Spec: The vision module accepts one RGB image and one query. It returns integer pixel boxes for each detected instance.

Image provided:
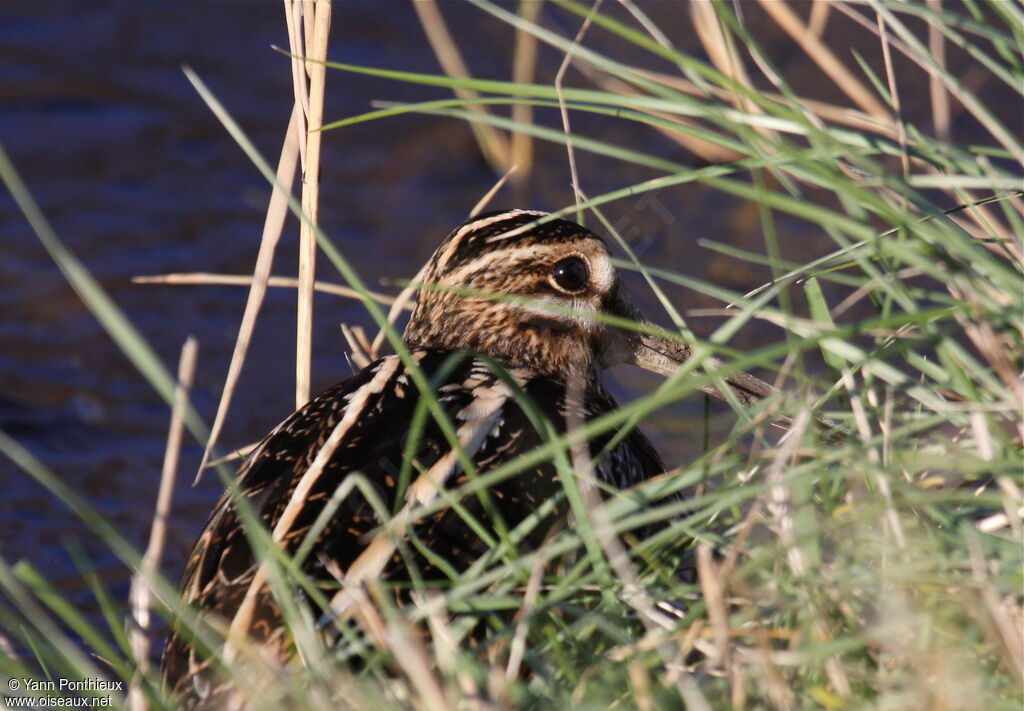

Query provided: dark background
[0,1,1003,634]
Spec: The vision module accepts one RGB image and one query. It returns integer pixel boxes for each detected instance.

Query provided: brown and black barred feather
[162,352,663,706]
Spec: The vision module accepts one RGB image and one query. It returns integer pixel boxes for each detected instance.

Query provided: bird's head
[404,209,694,380]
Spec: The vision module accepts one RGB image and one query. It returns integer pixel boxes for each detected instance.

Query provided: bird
[160,208,775,709]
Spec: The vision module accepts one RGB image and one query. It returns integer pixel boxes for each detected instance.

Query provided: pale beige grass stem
[504,540,546,683]
[365,162,521,359]
[841,370,908,552]
[875,12,910,182]
[413,0,511,174]
[626,659,656,711]
[757,0,889,121]
[578,65,746,163]
[555,0,603,222]
[368,588,452,711]
[510,0,542,193]
[696,544,741,708]
[995,475,1023,543]
[194,104,301,482]
[470,162,518,218]
[302,0,316,71]
[222,365,369,663]
[295,0,331,409]
[565,373,712,711]
[415,592,484,705]
[764,407,852,698]
[364,263,424,363]
[845,3,1012,244]
[203,442,258,470]
[285,2,309,169]
[127,337,198,711]
[340,323,375,368]
[968,536,1024,684]
[924,0,951,142]
[691,0,774,141]
[636,66,901,141]
[808,0,831,39]
[132,272,401,308]
[833,1,1023,166]
[618,0,675,53]
[830,266,923,318]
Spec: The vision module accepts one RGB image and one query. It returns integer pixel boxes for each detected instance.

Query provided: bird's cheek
[519,312,575,335]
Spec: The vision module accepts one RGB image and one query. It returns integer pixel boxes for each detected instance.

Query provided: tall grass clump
[2,2,1022,710]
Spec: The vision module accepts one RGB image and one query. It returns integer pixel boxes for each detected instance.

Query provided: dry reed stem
[355,587,450,711]
[294,0,332,409]
[977,511,1024,535]
[413,0,511,173]
[510,0,541,191]
[702,500,785,709]
[203,441,258,470]
[555,0,603,222]
[995,476,1023,543]
[747,629,795,711]
[368,261,427,359]
[949,292,1024,410]
[618,0,702,98]
[127,337,198,711]
[195,104,301,482]
[696,544,741,707]
[808,0,831,38]
[690,0,771,137]
[577,64,746,163]
[764,407,852,698]
[830,266,923,318]
[340,323,375,367]
[757,0,889,121]
[471,162,518,218]
[414,592,483,704]
[952,186,1016,252]
[366,163,520,358]
[924,0,950,141]
[636,66,901,140]
[132,272,401,308]
[618,0,673,53]
[875,12,910,182]
[302,0,316,71]
[383,618,452,711]
[833,1,1023,167]
[285,1,309,169]
[504,540,546,683]
[564,372,712,711]
[968,536,1024,684]
[841,369,908,551]
[626,659,655,711]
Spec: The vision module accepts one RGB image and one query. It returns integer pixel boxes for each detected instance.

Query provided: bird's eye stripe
[437,244,588,286]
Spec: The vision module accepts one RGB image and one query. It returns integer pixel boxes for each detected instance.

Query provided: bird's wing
[161,350,523,698]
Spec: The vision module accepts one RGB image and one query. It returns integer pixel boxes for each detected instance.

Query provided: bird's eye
[550,256,590,293]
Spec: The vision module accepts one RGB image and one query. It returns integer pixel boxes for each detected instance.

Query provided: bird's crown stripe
[434,209,548,273]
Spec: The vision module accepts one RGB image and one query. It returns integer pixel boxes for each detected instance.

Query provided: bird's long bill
[628,327,776,407]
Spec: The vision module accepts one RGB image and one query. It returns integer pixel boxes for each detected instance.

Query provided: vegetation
[1,2,1021,710]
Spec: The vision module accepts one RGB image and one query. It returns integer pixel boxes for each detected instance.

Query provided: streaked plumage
[161,209,773,708]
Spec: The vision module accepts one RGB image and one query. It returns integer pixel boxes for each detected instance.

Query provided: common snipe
[161,209,774,708]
